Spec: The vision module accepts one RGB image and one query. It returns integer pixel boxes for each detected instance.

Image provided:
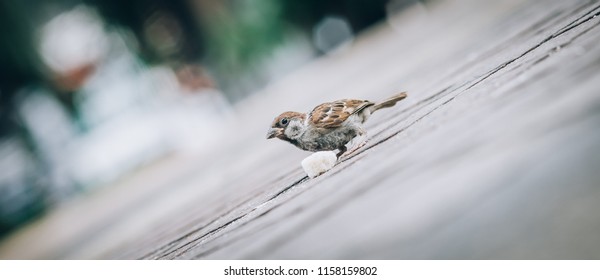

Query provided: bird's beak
[266,127,281,139]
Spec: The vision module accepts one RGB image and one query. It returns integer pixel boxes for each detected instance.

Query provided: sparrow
[266,92,407,158]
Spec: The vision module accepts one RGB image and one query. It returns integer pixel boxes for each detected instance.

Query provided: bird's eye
[279,118,289,126]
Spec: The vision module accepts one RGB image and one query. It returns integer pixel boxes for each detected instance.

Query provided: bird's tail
[371,92,407,112]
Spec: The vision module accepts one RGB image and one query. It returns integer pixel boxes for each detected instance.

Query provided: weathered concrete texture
[1,0,600,259]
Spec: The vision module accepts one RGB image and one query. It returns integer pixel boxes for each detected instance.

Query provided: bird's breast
[297,126,358,152]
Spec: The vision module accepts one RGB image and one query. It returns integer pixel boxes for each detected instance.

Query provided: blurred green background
[0,0,419,238]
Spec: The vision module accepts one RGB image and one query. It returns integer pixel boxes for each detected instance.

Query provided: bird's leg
[346,128,368,154]
[336,146,347,159]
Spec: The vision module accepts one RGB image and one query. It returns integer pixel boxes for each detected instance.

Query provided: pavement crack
[466,3,600,91]
[267,176,309,201]
[164,213,248,259]
[153,175,309,259]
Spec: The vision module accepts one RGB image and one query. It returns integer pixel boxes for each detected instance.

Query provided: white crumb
[301,151,337,178]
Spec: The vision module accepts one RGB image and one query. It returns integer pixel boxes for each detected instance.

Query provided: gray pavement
[1,0,599,259]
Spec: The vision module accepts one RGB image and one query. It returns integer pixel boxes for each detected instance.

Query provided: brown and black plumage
[267,92,407,158]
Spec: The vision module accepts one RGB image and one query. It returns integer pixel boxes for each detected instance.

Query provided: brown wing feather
[309,99,373,128]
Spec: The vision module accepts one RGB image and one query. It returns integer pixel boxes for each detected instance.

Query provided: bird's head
[266,111,306,141]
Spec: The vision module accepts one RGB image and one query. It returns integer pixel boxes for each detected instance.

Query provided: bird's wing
[308,99,373,128]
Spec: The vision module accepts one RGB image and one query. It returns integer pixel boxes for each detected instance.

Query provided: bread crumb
[301,151,337,178]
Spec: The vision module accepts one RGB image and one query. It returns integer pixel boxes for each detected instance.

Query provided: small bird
[266,92,407,158]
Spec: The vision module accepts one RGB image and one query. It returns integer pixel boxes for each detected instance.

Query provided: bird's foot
[347,139,367,154]
[335,146,347,159]
[348,132,368,152]
[339,133,368,159]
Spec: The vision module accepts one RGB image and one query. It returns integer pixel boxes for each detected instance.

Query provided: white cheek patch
[286,122,303,139]
[301,151,337,178]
